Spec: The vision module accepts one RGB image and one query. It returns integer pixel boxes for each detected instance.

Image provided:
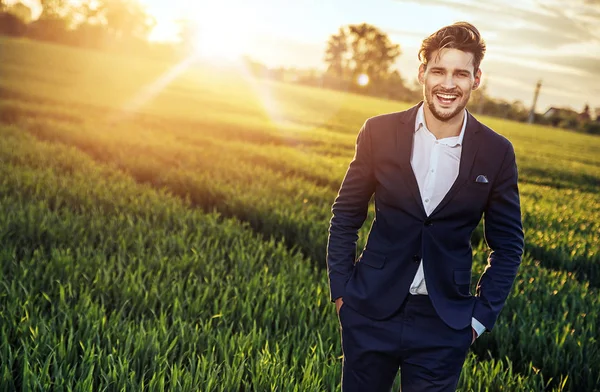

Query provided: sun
[193,25,249,61]
[189,3,254,61]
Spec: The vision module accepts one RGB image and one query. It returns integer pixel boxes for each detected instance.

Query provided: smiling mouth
[435,92,459,105]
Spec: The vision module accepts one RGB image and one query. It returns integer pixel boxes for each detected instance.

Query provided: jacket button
[412,255,420,262]
[424,219,433,226]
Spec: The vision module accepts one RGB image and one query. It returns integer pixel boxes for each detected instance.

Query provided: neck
[422,105,465,139]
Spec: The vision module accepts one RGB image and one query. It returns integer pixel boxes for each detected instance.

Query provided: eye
[457,72,470,78]
[432,69,443,75]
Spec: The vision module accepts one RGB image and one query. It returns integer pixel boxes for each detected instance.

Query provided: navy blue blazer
[326,102,524,331]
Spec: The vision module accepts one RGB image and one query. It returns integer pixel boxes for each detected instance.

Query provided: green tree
[348,23,401,85]
[39,0,74,20]
[379,69,420,102]
[324,27,349,79]
[96,0,155,42]
[74,0,105,25]
[0,12,27,37]
[581,103,591,121]
[27,0,79,42]
[324,23,401,90]
[27,0,69,42]
[26,0,154,51]
[7,2,32,23]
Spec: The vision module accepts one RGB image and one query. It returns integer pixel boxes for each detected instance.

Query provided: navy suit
[327,103,524,390]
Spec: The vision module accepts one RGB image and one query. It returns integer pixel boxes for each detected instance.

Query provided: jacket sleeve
[473,142,524,331]
[326,119,377,302]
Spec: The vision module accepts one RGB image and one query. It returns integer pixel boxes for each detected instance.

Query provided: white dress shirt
[408,105,486,338]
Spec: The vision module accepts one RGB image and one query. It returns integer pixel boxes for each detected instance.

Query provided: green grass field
[1,37,599,391]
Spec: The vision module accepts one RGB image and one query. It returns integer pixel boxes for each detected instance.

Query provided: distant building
[542,107,580,126]
[543,107,579,119]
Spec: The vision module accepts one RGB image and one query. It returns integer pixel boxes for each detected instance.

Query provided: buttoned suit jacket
[326,102,524,331]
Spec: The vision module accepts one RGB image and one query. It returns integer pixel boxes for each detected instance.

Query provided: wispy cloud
[398,0,600,109]
[403,0,600,47]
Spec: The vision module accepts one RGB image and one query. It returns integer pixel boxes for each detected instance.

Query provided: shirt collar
[415,104,467,146]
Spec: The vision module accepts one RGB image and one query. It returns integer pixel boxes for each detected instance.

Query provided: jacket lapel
[430,110,482,216]
[396,102,427,217]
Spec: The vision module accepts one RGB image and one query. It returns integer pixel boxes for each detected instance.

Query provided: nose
[441,74,456,89]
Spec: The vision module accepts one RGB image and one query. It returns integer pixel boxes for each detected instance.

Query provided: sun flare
[193,27,249,61]
[357,74,370,86]
[189,3,254,61]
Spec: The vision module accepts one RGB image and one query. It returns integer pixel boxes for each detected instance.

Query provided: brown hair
[418,22,486,72]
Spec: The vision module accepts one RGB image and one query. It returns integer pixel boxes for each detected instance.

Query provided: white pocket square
[475,175,489,184]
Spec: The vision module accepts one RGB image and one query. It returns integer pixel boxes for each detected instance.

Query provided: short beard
[425,89,467,122]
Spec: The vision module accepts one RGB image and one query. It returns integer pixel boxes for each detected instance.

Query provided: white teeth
[437,93,457,99]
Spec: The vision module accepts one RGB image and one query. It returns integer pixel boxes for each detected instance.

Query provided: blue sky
[16,0,600,113]
[142,0,600,113]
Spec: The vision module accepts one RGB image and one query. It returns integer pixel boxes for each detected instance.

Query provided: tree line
[0,0,159,53]
[313,22,598,134]
[1,2,597,134]
[316,23,536,123]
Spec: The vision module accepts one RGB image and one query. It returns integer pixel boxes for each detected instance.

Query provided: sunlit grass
[1,36,599,391]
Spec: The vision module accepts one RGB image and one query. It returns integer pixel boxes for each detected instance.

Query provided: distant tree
[375,69,419,102]
[241,56,271,78]
[581,103,591,121]
[509,100,529,122]
[468,82,487,114]
[28,0,154,50]
[581,121,600,135]
[464,84,529,121]
[73,22,108,48]
[324,27,349,80]
[39,0,74,20]
[74,0,105,25]
[8,2,32,23]
[408,77,422,96]
[576,104,600,135]
[324,23,401,91]
[348,23,401,86]
[0,1,32,37]
[96,0,155,42]
[0,12,27,36]
[559,113,580,129]
[27,0,75,42]
[68,1,108,48]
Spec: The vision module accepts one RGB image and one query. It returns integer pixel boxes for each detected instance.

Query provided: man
[326,22,524,391]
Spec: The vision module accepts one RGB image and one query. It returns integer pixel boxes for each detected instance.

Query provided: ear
[472,68,482,90]
[418,63,426,85]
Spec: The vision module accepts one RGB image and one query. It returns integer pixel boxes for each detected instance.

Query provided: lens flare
[357,74,369,86]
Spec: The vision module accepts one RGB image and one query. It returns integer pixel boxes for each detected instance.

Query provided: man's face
[419,48,481,122]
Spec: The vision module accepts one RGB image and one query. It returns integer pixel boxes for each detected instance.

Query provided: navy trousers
[339,295,472,392]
